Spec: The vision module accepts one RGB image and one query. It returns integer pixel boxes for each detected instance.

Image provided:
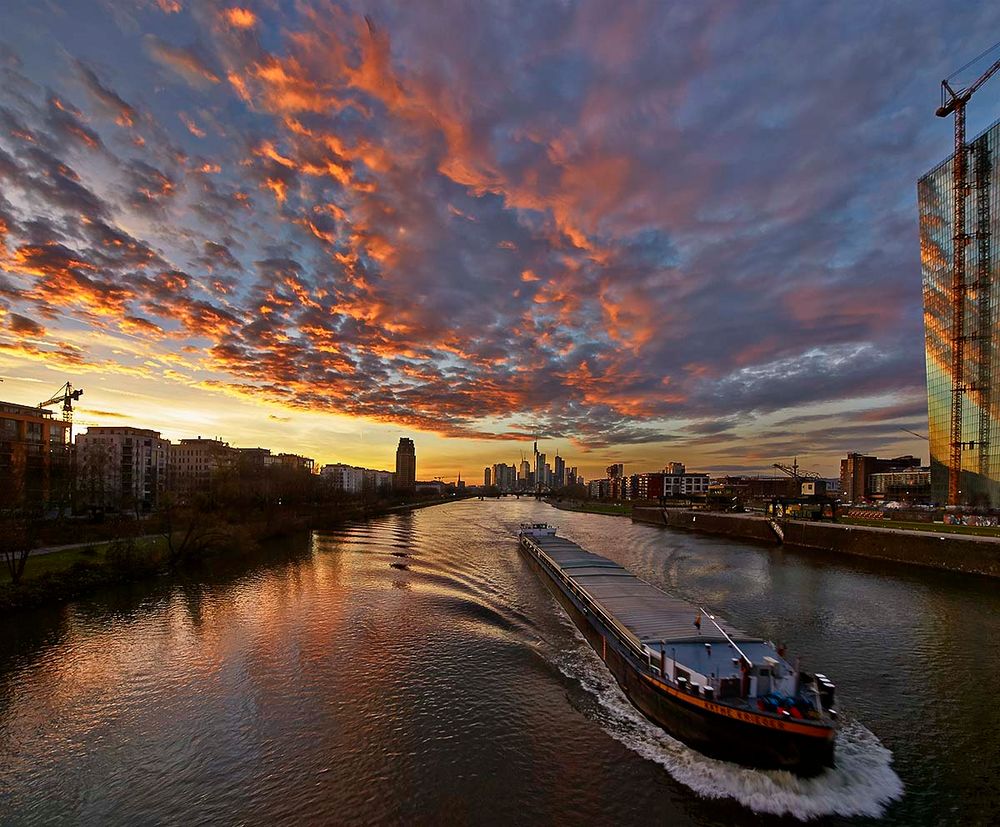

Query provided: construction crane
[772,459,822,480]
[39,382,83,439]
[935,44,1000,506]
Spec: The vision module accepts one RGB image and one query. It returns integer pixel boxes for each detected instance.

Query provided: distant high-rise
[395,438,416,491]
[839,453,920,504]
[493,463,515,491]
[554,454,565,488]
[484,466,492,487]
[919,118,1000,505]
[535,452,546,488]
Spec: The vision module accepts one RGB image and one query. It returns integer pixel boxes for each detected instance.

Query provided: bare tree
[158,493,229,568]
[0,512,36,585]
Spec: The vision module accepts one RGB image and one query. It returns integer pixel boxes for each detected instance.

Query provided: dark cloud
[143,35,221,88]
[44,93,103,150]
[197,240,243,272]
[7,312,45,336]
[74,60,139,127]
[1,146,110,219]
[120,158,178,213]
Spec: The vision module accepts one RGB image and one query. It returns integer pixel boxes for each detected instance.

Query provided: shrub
[106,537,159,575]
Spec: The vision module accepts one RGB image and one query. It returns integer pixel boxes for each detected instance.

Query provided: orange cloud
[180,112,206,137]
[263,177,288,203]
[243,56,345,114]
[224,7,257,29]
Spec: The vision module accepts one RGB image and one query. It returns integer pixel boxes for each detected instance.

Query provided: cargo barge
[518,524,837,774]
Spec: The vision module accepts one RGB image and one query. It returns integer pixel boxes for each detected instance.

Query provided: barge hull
[520,539,835,774]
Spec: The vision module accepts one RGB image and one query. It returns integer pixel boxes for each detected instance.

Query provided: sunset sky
[2,1,999,481]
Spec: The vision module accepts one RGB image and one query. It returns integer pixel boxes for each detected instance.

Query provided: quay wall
[631,508,1000,578]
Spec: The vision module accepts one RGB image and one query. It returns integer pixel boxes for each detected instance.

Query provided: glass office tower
[919,119,1000,506]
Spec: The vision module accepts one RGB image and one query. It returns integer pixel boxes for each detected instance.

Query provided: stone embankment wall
[631,507,1000,578]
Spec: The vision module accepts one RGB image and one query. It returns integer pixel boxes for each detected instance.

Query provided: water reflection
[0,500,995,824]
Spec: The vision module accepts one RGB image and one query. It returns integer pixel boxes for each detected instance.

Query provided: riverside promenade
[632,507,1000,578]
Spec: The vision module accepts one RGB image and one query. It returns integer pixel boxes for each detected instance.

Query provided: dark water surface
[1,500,997,825]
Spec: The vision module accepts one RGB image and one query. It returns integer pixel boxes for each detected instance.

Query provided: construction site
[920,45,1000,507]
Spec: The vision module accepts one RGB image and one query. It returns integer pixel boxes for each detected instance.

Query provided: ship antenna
[699,606,752,668]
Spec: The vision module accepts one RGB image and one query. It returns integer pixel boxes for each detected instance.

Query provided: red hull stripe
[640,675,835,740]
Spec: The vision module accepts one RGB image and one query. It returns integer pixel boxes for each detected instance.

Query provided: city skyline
[1,3,999,481]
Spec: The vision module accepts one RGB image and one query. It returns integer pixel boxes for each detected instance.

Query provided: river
[1,499,997,825]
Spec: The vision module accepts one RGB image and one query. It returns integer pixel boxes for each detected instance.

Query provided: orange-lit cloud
[224,7,257,29]
[180,112,207,137]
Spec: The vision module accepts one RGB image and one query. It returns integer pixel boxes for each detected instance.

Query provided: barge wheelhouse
[518,524,837,775]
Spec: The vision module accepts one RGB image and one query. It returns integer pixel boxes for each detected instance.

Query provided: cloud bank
[1,0,995,456]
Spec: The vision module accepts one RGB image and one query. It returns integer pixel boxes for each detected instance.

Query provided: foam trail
[553,617,904,821]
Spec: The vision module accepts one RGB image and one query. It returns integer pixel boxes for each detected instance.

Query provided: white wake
[553,619,904,820]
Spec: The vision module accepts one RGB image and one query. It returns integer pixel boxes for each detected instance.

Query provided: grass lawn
[837,517,1000,538]
[1,536,169,584]
[556,502,632,516]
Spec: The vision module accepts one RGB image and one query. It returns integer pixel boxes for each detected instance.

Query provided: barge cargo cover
[518,524,837,774]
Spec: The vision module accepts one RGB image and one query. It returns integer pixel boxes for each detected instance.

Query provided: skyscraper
[493,463,516,491]
[395,437,416,491]
[554,454,565,488]
[919,118,1000,506]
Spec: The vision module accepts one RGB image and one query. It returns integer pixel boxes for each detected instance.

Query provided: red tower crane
[935,46,1000,505]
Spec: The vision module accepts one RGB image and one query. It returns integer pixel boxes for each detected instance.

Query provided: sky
[1,0,999,481]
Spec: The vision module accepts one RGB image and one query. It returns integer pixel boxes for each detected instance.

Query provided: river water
[1,499,997,825]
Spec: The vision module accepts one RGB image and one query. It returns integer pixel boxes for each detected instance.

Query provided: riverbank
[547,499,632,517]
[0,496,463,613]
[632,507,1000,577]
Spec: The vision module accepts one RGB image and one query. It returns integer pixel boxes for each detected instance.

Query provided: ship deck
[525,533,762,653]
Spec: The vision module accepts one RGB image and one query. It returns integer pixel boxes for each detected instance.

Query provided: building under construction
[920,117,1000,506]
